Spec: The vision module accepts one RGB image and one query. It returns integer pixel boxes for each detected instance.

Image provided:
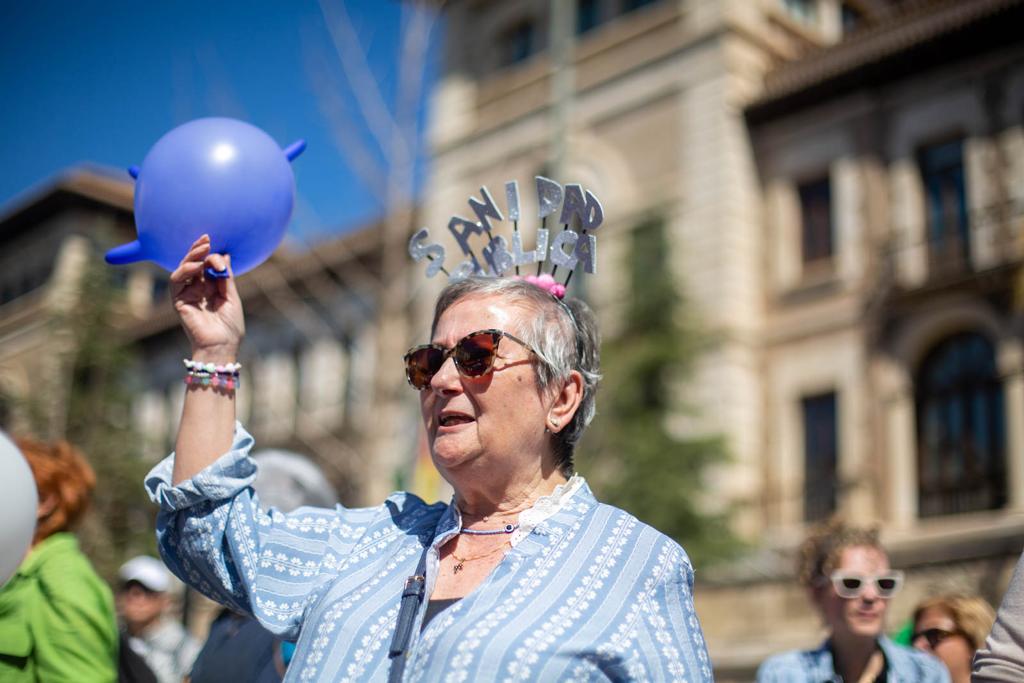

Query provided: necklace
[460,523,518,536]
[450,542,509,574]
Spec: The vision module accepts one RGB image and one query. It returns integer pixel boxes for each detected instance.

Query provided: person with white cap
[117,555,200,683]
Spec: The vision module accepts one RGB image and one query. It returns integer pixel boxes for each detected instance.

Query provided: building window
[803,392,838,522]
[919,139,969,273]
[916,332,1006,517]
[0,259,54,306]
[500,20,536,67]
[578,0,601,34]
[798,176,833,268]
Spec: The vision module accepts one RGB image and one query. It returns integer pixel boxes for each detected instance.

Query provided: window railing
[919,478,1007,517]
[926,232,971,277]
[915,333,1006,518]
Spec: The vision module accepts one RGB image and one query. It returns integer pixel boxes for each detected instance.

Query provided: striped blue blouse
[146,424,713,682]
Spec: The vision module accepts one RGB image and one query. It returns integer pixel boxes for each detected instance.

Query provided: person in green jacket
[0,437,118,682]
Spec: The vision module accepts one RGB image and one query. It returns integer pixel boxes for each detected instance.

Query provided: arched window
[915,332,1006,516]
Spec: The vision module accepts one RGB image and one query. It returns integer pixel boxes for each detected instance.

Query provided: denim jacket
[756,636,950,683]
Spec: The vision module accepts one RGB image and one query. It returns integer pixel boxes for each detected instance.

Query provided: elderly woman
[911,594,995,683]
[146,235,712,681]
[756,519,949,683]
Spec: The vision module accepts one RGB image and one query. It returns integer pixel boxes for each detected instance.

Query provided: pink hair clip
[515,273,566,300]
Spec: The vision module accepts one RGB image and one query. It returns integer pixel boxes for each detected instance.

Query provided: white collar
[511,474,584,546]
[451,474,586,547]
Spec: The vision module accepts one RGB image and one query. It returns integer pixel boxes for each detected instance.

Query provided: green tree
[581,215,739,567]
[13,256,157,581]
[63,259,157,580]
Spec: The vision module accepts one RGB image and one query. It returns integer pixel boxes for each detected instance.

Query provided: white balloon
[0,431,38,587]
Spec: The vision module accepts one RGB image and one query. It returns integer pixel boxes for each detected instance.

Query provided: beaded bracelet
[183,359,242,390]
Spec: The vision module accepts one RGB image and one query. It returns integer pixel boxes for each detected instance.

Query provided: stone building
[725,0,1024,676]
[0,167,136,437]
[424,0,1024,677]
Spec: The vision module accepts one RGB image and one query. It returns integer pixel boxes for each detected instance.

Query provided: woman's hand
[170,235,245,361]
[170,235,244,484]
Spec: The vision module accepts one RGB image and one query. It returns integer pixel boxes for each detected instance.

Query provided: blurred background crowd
[1,0,1023,680]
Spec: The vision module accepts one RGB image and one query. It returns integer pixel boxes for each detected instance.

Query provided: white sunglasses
[829,570,904,599]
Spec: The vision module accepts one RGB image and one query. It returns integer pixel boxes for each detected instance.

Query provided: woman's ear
[36,492,58,523]
[547,370,584,432]
[33,492,59,545]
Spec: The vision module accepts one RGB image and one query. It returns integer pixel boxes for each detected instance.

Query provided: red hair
[15,437,96,543]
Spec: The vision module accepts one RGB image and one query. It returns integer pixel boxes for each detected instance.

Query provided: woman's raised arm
[169,234,246,484]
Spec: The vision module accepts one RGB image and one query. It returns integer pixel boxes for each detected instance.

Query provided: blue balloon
[105,117,305,276]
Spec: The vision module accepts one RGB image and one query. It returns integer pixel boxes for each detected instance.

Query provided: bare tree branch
[394,2,436,171]
[268,1,445,501]
[252,262,337,341]
[301,25,390,204]
[318,0,407,161]
[291,191,384,292]
[196,43,248,119]
[363,0,442,503]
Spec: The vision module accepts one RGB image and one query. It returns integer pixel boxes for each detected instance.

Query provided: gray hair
[431,277,601,475]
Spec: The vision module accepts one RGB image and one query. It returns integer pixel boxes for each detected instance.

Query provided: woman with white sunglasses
[757,519,949,682]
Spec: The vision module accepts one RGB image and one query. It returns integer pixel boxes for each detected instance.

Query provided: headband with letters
[409,177,604,298]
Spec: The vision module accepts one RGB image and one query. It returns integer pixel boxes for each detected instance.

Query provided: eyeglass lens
[406,347,444,389]
[833,573,900,598]
[914,628,955,648]
[405,331,500,389]
[454,333,498,376]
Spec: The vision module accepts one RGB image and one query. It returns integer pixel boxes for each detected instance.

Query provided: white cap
[118,555,170,593]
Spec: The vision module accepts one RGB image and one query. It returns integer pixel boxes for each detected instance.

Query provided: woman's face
[817,545,891,641]
[913,606,974,681]
[420,295,553,479]
[117,582,171,633]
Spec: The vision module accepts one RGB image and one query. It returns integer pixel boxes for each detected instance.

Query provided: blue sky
[0,0,440,242]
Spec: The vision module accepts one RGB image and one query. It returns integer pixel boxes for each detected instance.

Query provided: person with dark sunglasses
[757,518,949,682]
[910,594,994,683]
[144,237,713,682]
